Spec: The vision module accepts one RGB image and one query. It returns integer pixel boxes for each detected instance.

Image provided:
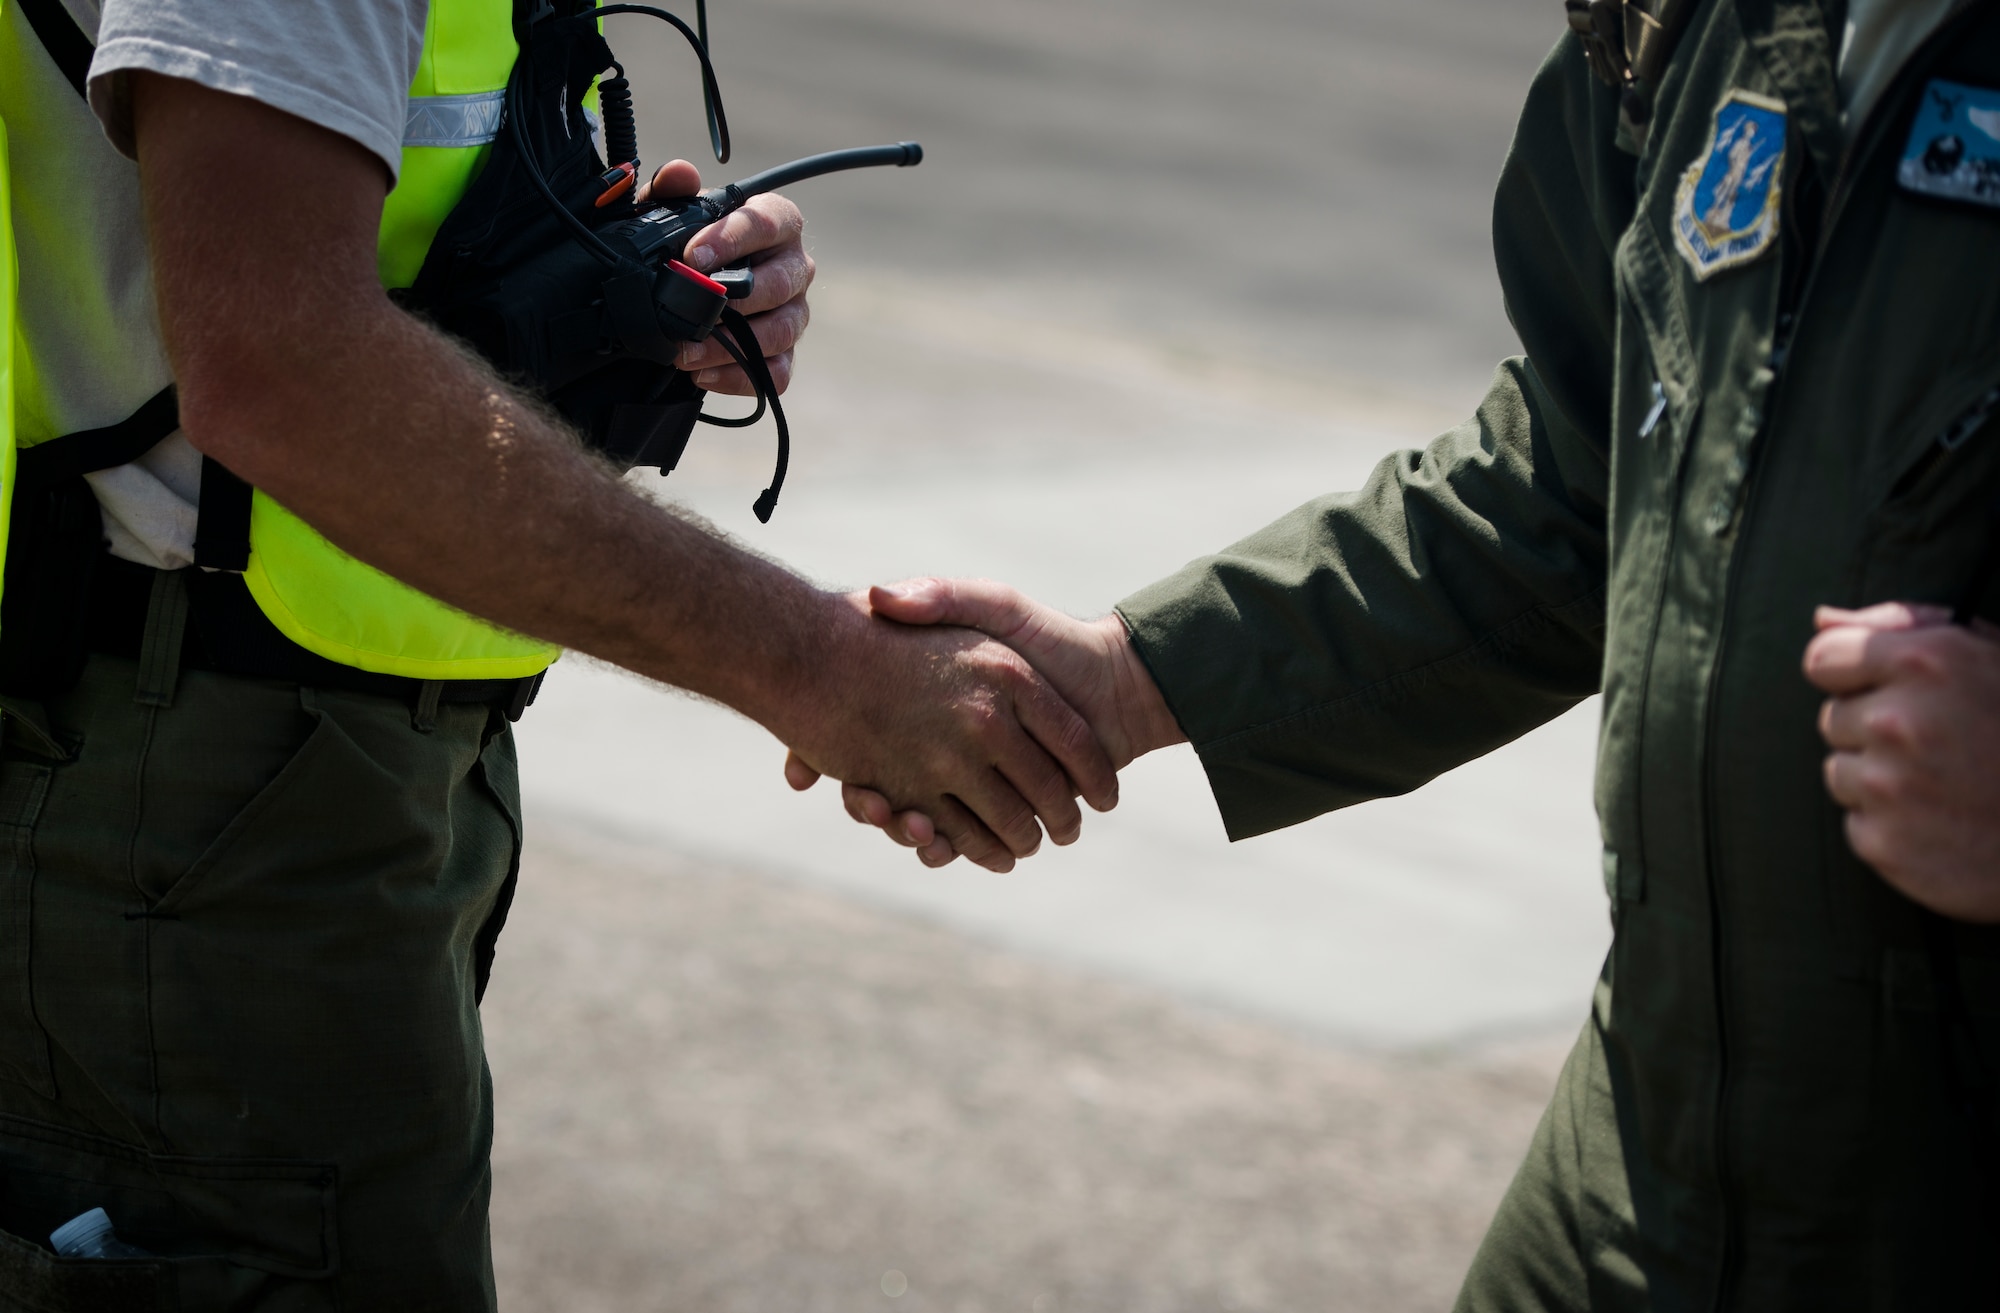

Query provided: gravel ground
[485,821,1572,1313]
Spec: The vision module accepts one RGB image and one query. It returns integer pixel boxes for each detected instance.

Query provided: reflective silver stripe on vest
[403,91,507,148]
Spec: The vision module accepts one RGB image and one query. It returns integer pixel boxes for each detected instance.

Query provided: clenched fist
[1803,602,2000,922]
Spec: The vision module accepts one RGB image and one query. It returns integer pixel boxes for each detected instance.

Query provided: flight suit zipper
[1697,6,1987,1309]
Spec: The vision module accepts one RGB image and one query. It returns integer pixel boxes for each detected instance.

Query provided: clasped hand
[632,168,1162,871]
[785,580,1185,871]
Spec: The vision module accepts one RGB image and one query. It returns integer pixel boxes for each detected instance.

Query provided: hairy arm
[136,74,1115,868]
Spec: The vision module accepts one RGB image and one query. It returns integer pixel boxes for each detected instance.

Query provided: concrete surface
[620,0,1559,411]
[513,275,1613,1051]
[491,1,1612,1305]
[487,821,1571,1313]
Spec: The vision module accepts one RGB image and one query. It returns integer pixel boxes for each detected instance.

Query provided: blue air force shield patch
[1898,79,2000,209]
[1673,90,1788,280]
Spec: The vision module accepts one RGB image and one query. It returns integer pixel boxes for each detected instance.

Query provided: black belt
[88,554,543,719]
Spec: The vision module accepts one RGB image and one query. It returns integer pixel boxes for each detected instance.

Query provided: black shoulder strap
[14,0,93,99]
[192,457,252,572]
[14,386,179,490]
[9,386,250,573]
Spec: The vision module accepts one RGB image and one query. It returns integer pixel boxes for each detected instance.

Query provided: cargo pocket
[1856,374,2000,610]
[0,1226,172,1313]
[0,1111,337,1312]
[134,699,339,917]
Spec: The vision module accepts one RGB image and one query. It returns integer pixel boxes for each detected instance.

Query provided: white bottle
[50,1208,153,1260]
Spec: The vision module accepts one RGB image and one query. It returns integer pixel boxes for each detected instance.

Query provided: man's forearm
[138,72,828,738]
[195,298,828,727]
[135,72,1119,869]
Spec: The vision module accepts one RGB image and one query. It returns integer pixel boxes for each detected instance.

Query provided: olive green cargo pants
[0,649,522,1311]
[1453,979,1627,1313]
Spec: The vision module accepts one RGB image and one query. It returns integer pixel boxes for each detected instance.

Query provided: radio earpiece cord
[407,0,921,521]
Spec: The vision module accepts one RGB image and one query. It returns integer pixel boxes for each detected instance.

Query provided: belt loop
[505,672,541,723]
[411,680,444,734]
[134,569,190,709]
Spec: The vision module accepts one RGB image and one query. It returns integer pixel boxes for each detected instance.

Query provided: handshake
[776,577,1189,872]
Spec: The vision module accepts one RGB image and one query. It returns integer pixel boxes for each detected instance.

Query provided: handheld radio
[403,1,923,520]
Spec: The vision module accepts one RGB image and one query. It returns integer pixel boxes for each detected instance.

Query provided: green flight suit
[1118,1,2000,1306]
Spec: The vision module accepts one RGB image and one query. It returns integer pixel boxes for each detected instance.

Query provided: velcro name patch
[1899,79,2000,209]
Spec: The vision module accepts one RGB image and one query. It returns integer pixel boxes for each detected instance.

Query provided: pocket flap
[0,1114,336,1281]
[0,1224,171,1312]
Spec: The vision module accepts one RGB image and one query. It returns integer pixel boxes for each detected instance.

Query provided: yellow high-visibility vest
[1,110,18,590]
[0,0,560,682]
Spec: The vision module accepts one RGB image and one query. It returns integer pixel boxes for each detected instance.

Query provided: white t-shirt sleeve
[86,0,430,181]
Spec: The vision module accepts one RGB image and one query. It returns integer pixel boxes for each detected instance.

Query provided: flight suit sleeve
[1116,36,1636,841]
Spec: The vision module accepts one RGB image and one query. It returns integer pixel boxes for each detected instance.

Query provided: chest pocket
[1591,40,1791,863]
[1859,381,2000,618]
[1611,58,1789,520]
[1843,48,2000,614]
[1836,120,2000,611]
[1607,0,1804,565]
